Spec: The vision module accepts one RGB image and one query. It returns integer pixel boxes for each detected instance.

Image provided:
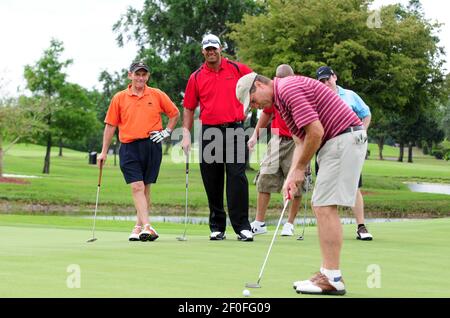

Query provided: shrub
[444,149,450,161]
[432,148,444,159]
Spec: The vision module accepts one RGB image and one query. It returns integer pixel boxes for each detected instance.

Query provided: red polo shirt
[263,106,292,137]
[183,57,252,125]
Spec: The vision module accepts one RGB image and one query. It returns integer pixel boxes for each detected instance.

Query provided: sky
[0,0,449,97]
[0,0,142,97]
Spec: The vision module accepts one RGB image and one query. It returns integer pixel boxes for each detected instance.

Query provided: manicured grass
[1,143,449,216]
[1,214,449,297]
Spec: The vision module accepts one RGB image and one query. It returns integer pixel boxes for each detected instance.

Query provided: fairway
[1,215,449,298]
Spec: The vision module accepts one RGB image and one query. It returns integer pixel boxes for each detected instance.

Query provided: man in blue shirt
[316,66,373,241]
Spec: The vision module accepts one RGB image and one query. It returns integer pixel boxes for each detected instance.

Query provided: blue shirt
[337,86,371,120]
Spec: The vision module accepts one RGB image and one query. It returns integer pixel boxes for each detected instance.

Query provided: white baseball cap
[201,34,221,49]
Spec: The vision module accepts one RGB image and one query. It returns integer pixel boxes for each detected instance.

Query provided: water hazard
[405,182,450,195]
[87,215,424,226]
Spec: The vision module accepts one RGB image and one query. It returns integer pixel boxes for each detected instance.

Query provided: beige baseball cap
[236,72,257,112]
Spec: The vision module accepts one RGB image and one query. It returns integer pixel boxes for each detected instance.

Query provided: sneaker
[280,222,294,236]
[356,225,373,241]
[128,225,141,241]
[139,224,159,242]
[210,231,226,240]
[294,272,346,296]
[237,229,254,242]
[251,221,267,235]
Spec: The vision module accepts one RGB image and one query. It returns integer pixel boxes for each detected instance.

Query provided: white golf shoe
[294,272,346,296]
[250,221,267,235]
[280,222,294,236]
[128,225,141,241]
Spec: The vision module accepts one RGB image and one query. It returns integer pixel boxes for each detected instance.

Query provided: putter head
[245,283,261,288]
[176,237,187,241]
[297,236,304,241]
[86,238,97,243]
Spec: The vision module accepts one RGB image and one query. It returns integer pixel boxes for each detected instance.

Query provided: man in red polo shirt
[236,73,368,295]
[182,34,254,241]
[98,61,179,242]
[248,64,310,237]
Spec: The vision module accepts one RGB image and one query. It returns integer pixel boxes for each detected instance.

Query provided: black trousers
[199,124,250,234]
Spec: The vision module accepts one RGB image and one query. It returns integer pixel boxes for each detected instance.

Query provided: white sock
[321,268,342,281]
[253,220,265,226]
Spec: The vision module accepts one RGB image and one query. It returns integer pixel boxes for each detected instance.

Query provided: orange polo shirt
[105,85,179,143]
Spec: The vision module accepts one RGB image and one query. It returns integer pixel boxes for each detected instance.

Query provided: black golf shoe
[356,225,373,241]
[139,225,159,242]
[209,231,226,240]
[237,230,254,242]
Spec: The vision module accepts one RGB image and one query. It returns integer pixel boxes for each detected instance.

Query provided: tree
[0,97,46,176]
[54,83,100,156]
[230,0,447,161]
[369,112,390,160]
[24,39,72,174]
[113,0,264,108]
[442,74,450,140]
[97,70,129,165]
[442,102,450,140]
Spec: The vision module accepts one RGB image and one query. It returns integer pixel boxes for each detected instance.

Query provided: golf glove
[150,128,171,143]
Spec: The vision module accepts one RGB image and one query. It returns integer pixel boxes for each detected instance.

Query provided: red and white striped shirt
[273,76,362,142]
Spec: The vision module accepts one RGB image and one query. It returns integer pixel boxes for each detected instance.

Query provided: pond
[405,182,450,195]
[87,215,425,226]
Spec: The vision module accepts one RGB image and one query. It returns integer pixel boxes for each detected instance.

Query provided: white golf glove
[150,128,171,143]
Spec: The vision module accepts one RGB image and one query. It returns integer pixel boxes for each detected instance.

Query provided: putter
[87,160,103,243]
[177,153,189,241]
[245,197,291,288]
[297,174,311,241]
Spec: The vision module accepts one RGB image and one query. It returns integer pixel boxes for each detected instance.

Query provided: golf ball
[243,289,251,297]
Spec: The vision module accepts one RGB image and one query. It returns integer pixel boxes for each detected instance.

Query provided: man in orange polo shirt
[98,61,179,242]
[182,34,254,241]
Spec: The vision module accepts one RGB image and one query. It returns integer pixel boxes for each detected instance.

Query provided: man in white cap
[236,72,368,295]
[182,34,254,241]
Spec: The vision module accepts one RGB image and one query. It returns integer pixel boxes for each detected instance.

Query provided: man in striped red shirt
[236,73,368,296]
[248,64,310,237]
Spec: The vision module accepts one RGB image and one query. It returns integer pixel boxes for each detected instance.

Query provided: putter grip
[98,160,104,186]
[186,155,189,174]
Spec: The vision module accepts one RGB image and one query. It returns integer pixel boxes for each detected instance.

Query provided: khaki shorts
[311,130,368,207]
[256,135,310,197]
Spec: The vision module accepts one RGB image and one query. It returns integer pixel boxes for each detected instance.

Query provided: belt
[204,121,244,128]
[336,125,364,137]
[278,135,292,141]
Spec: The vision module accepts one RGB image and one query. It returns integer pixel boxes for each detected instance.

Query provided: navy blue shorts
[119,138,162,185]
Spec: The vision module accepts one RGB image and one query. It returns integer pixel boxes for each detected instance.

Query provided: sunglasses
[202,39,220,45]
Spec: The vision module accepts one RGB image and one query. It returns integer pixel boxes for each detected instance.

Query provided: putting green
[0,215,449,298]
